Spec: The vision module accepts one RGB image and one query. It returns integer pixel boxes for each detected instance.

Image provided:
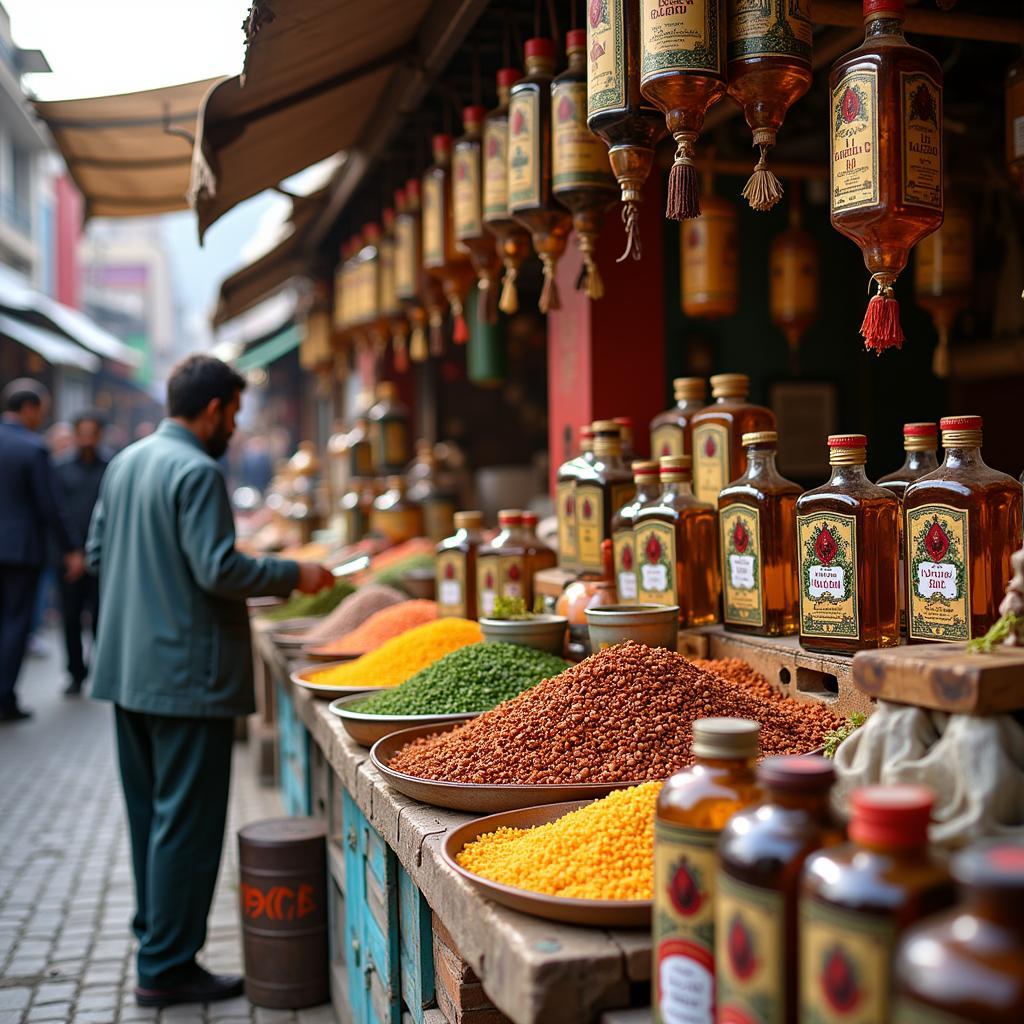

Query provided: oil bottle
[574,420,635,576]
[610,460,659,603]
[650,377,707,461]
[436,511,484,619]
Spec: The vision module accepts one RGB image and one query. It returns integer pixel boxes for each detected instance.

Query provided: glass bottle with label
[476,510,528,618]
[653,718,761,1024]
[613,416,636,464]
[555,424,595,572]
[800,785,955,1024]
[393,184,426,362]
[508,37,573,314]
[894,839,1024,1024]
[690,373,775,507]
[610,460,659,603]
[903,415,1023,645]
[633,455,720,626]
[717,756,843,1024]
[368,381,411,474]
[718,431,801,637]
[650,377,707,461]
[574,420,635,577]
[436,511,484,619]
[796,434,899,654]
[338,477,379,547]
[407,445,457,543]
[521,511,558,592]
[370,475,424,546]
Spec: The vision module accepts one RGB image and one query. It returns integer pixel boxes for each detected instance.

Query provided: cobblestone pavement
[0,629,336,1024]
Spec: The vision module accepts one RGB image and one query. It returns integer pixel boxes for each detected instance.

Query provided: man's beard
[205,415,233,459]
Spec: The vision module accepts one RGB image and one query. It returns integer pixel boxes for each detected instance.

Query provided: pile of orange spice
[308,599,437,657]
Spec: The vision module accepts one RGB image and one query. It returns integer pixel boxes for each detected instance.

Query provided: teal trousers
[114,706,234,987]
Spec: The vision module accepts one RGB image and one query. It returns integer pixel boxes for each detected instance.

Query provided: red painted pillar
[55,175,83,309]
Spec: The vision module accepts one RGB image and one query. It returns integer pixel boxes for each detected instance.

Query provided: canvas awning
[234,323,302,373]
[0,312,100,373]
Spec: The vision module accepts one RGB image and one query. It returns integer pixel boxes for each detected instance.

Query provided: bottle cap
[522,510,539,527]
[828,433,868,465]
[377,381,397,400]
[363,222,381,242]
[382,207,395,228]
[498,509,523,525]
[524,37,556,60]
[613,416,633,431]
[393,187,406,211]
[759,755,835,793]
[580,424,595,439]
[692,718,760,761]
[710,373,750,399]
[903,422,937,451]
[454,510,483,529]
[405,177,421,199]
[952,840,1024,892]
[432,133,453,156]
[940,415,983,447]
[742,430,778,447]
[864,0,906,19]
[849,785,933,848]
[591,419,620,434]
[462,105,486,129]
[674,377,707,400]
[903,422,937,437]
[632,460,659,478]
[660,455,692,471]
[496,68,521,88]
[566,28,587,51]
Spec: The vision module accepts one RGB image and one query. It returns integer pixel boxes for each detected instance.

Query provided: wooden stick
[811,0,1024,44]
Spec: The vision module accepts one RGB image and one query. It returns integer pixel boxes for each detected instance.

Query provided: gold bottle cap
[692,718,760,760]
[377,380,397,401]
[903,422,938,452]
[522,511,539,527]
[591,419,620,434]
[593,435,623,458]
[613,416,633,442]
[828,434,868,465]
[674,377,707,401]
[710,373,750,399]
[742,430,778,447]
[940,415,983,448]
[498,509,523,525]
[660,454,692,480]
[454,511,483,528]
[632,460,659,480]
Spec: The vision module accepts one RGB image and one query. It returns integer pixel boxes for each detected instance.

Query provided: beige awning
[34,78,221,219]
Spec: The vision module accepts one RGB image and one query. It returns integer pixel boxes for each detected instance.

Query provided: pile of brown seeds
[388,642,843,785]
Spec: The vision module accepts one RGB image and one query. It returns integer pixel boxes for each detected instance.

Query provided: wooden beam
[812,0,1024,45]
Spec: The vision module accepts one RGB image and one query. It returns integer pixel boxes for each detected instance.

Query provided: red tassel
[860,293,905,354]
[453,313,469,345]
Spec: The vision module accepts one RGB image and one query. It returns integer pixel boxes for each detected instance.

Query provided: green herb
[265,581,355,622]
[966,612,1020,653]
[822,712,866,759]
[490,595,532,620]
[373,553,436,593]
[533,594,547,615]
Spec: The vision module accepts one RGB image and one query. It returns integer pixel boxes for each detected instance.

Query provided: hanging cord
[617,202,641,262]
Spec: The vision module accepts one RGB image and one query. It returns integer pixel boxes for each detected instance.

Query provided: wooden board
[853,644,1024,713]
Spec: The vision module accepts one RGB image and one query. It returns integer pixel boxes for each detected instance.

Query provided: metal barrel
[238,817,328,1009]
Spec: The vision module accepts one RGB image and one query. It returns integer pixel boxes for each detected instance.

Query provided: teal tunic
[86,420,298,717]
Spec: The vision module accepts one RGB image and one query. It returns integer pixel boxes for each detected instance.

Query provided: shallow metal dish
[328,694,479,747]
[269,618,322,648]
[300,645,361,663]
[289,661,388,699]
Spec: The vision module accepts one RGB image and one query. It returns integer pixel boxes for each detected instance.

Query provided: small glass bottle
[436,511,484,619]
[520,511,558,586]
[903,415,1024,644]
[338,476,380,546]
[690,373,776,506]
[796,434,900,654]
[476,509,527,618]
[717,756,844,1024]
[719,431,802,637]
[555,424,595,573]
[368,381,411,474]
[407,445,457,543]
[800,786,955,1024]
[370,475,423,545]
[894,839,1024,1023]
[610,461,659,603]
[575,420,635,576]
[650,377,707,460]
[633,455,720,626]
[653,718,761,1024]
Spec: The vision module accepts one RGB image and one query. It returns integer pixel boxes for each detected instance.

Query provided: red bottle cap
[498,509,523,525]
[940,415,982,431]
[759,755,836,793]
[432,133,453,153]
[497,67,521,88]
[382,207,394,228]
[462,105,486,128]
[394,187,405,207]
[827,434,868,448]
[524,37,555,60]
[613,416,633,429]
[903,422,937,437]
[864,0,906,17]
[953,840,1024,892]
[405,178,421,198]
[566,28,587,51]
[849,785,934,847]
[363,222,381,241]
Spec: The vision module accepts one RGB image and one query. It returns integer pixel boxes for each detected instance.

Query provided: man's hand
[64,550,86,582]
[296,563,335,594]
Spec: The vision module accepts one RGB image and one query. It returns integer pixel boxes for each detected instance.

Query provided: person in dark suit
[0,379,84,722]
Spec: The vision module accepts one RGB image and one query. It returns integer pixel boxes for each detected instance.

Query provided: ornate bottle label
[635,520,677,606]
[727,0,812,64]
[797,511,860,640]
[692,422,730,505]
[715,872,785,1024]
[476,555,499,617]
[436,551,467,616]
[575,483,606,573]
[552,81,614,190]
[641,0,722,82]
[652,423,685,459]
[453,144,483,241]
[499,555,527,601]
[831,68,879,214]
[587,0,625,116]
[653,820,719,1024]
[613,527,638,601]
[378,238,399,316]
[394,217,418,300]
[422,174,445,268]
[799,899,895,1024]
[720,504,764,628]
[901,72,942,209]
[508,90,541,211]
[483,117,510,220]
[906,504,971,642]
[556,480,578,566]
[893,998,972,1023]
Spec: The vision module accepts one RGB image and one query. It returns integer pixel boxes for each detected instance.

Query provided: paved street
[0,628,335,1024]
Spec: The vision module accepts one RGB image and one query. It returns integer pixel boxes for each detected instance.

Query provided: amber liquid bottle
[436,511,484,619]
[633,455,720,627]
[613,416,635,464]
[651,377,707,461]
[555,424,595,572]
[691,373,775,507]
[903,415,1024,644]
[368,381,411,474]
[575,421,635,576]
[520,510,558,587]
[719,431,801,637]
[653,718,761,1024]
[894,839,1024,1023]
[717,756,843,1024]
[800,785,955,1024]
[476,510,529,618]
[407,447,456,543]
[370,475,423,545]
[610,460,658,603]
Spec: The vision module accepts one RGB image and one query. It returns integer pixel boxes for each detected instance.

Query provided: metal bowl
[478,615,568,656]
[289,661,388,699]
[585,604,680,652]
[328,693,479,747]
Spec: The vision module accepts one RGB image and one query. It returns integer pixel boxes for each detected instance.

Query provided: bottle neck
[828,462,869,485]
[903,448,939,473]
[662,477,695,499]
[865,14,905,39]
[745,448,778,478]
[943,445,984,470]
[716,393,746,405]
[767,788,834,815]
[635,480,659,503]
[693,754,758,774]
[567,49,586,73]
[497,85,511,106]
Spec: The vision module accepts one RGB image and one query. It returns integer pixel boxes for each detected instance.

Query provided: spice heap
[389,643,842,784]
[264,581,355,623]
[456,782,661,901]
[301,584,406,647]
[373,552,435,593]
[309,599,438,657]
[307,618,482,689]
[351,643,567,717]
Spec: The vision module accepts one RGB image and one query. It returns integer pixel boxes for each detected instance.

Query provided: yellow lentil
[307,618,482,689]
[455,782,662,901]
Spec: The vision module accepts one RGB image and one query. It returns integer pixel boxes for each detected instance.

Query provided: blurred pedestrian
[0,380,84,722]
[54,410,108,696]
[86,355,333,1008]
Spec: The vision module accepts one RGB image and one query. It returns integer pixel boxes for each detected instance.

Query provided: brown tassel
[667,132,700,221]
[742,144,784,213]
[580,253,604,300]
[409,324,428,362]
[538,255,560,314]
[860,278,905,354]
[617,201,642,262]
[499,262,519,315]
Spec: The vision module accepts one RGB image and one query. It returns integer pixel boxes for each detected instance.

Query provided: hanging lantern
[830,0,943,354]
[586,0,666,260]
[639,0,726,220]
[483,68,534,315]
[680,178,738,319]
[1007,53,1024,192]
[508,37,573,314]
[727,0,813,212]
[770,183,818,367]
[915,196,972,378]
[552,28,618,299]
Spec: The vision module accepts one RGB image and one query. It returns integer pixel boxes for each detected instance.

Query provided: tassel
[499,261,519,315]
[409,324,428,362]
[453,313,469,344]
[579,253,604,300]
[667,132,700,221]
[741,144,784,213]
[860,278,905,354]
[538,254,560,314]
[617,201,642,262]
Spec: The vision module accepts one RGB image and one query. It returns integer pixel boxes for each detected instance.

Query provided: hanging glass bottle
[358,222,383,351]
[681,174,738,319]
[770,183,818,368]
[394,182,429,363]
[381,205,409,373]
[1007,53,1024,192]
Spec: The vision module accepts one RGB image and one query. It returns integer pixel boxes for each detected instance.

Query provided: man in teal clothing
[87,355,333,1008]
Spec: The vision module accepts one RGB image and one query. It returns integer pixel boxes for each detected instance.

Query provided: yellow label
[831,69,879,214]
[395,216,418,300]
[422,174,445,269]
[483,117,510,220]
[692,422,730,505]
[378,238,399,316]
[720,504,764,628]
[799,898,895,1024]
[476,555,499,617]
[552,81,613,191]
[587,0,625,116]
[436,550,467,617]
[906,504,971,642]
[576,483,606,574]
[498,555,527,602]
[635,519,677,606]
[682,210,738,313]
[653,819,719,1024]
[893,998,973,1023]
[797,511,859,640]
[508,90,541,212]
[901,72,942,209]
[727,0,812,63]
[556,480,578,568]
[453,144,483,241]
[641,0,722,83]
[613,527,638,601]
[652,423,686,460]
[716,872,785,1024]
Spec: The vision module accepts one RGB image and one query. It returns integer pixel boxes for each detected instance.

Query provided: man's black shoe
[64,680,84,697]
[0,705,32,723]
[135,968,245,1007]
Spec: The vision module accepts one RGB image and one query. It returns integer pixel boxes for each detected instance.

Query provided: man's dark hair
[2,378,48,412]
[167,355,246,419]
[73,408,105,430]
